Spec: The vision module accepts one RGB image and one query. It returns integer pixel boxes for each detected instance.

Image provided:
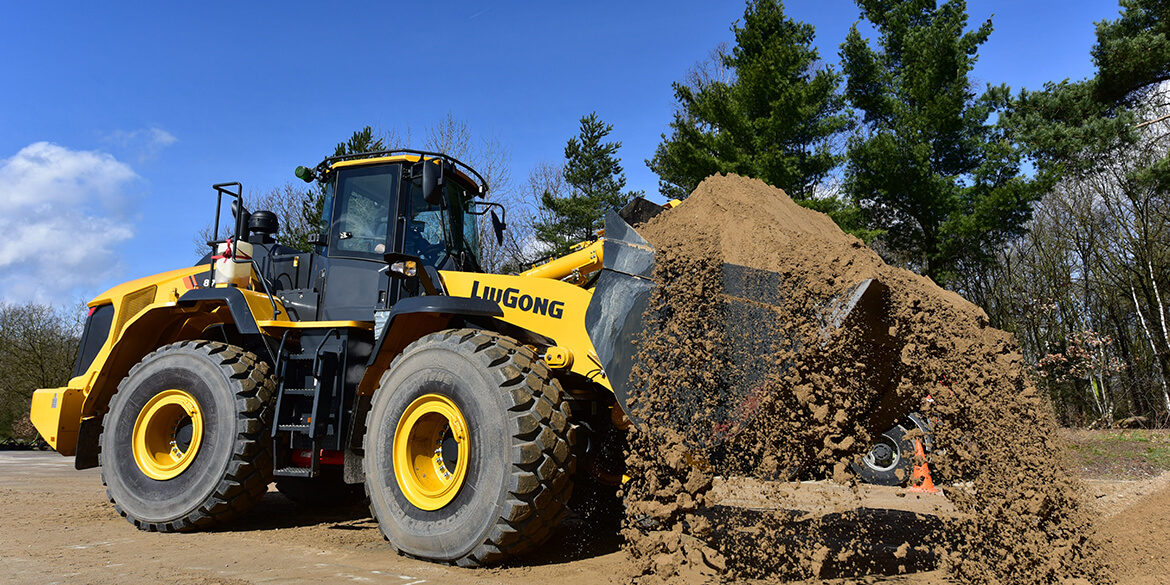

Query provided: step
[280,388,317,397]
[273,466,315,478]
[283,353,319,361]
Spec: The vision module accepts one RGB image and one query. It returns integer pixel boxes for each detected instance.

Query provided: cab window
[404,177,481,270]
[329,165,399,260]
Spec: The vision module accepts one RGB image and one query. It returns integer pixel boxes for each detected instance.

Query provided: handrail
[208,181,281,319]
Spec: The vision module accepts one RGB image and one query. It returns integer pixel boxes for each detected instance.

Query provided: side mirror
[490,209,506,246]
[421,160,444,207]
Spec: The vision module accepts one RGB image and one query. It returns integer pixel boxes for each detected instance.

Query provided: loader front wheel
[365,329,575,566]
[100,340,275,532]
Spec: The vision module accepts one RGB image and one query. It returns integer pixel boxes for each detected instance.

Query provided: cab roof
[321,150,487,197]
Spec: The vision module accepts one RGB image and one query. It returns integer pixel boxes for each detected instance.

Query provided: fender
[178,288,262,335]
[68,288,277,469]
[358,295,504,395]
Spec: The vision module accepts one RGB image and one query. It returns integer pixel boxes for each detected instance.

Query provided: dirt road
[0,452,629,585]
[1,452,963,584]
[4,451,1166,584]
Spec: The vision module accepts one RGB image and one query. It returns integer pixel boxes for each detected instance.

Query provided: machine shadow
[213,491,376,533]
[217,491,625,566]
[508,513,626,567]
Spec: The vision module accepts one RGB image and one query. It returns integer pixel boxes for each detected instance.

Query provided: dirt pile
[620,174,1112,583]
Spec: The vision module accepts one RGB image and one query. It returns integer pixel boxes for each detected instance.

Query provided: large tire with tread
[364,329,575,566]
[100,340,275,532]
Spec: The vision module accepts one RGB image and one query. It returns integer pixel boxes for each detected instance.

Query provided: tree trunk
[1149,260,1169,354]
[1132,283,1170,413]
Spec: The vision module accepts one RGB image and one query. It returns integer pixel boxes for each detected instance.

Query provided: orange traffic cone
[907,439,939,493]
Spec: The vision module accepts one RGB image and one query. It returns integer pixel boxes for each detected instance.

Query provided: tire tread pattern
[367,329,575,567]
[100,340,275,532]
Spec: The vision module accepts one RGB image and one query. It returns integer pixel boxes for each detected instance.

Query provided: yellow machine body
[441,269,610,390]
[29,264,294,455]
[31,150,625,476]
[31,232,616,457]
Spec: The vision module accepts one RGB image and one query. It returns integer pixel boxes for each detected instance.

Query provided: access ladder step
[273,466,315,478]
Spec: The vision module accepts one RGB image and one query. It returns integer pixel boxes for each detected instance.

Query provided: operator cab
[305,151,499,321]
[204,151,500,323]
[317,153,488,273]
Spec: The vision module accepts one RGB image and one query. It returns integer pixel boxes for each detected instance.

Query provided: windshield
[328,165,399,259]
[405,178,480,270]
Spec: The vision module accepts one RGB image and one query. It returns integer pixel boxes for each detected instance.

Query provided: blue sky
[1,0,1122,306]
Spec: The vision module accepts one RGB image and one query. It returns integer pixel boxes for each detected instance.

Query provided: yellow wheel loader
[30,150,918,565]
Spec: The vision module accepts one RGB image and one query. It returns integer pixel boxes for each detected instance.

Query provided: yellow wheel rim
[393,393,470,511]
[132,389,204,481]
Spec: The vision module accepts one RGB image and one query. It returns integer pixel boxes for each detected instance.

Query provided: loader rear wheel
[365,329,575,566]
[100,340,275,532]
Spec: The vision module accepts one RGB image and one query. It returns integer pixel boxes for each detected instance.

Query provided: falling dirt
[619,174,1113,584]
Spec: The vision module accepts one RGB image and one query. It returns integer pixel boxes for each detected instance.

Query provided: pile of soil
[619,174,1112,583]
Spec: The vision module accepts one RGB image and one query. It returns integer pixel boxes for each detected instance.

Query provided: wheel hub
[132,389,204,480]
[862,434,900,472]
[393,394,470,511]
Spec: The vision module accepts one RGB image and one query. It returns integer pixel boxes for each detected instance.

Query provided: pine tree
[292,126,386,251]
[1006,0,1170,182]
[535,113,638,258]
[647,0,852,203]
[842,0,1046,284]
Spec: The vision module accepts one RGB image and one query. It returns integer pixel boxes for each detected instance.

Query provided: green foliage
[0,302,81,440]
[841,0,1046,283]
[535,113,638,258]
[1005,0,1169,176]
[1092,0,1170,107]
[333,126,386,158]
[1003,80,1131,176]
[648,0,852,203]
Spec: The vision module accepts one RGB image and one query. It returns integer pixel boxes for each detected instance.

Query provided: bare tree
[982,83,1170,426]
[422,113,529,272]
[681,42,734,96]
[191,183,315,259]
[0,302,83,440]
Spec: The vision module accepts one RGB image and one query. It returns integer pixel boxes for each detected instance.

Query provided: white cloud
[0,142,138,304]
[104,127,178,163]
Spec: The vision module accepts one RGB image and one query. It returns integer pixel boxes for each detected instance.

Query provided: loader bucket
[586,209,903,442]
